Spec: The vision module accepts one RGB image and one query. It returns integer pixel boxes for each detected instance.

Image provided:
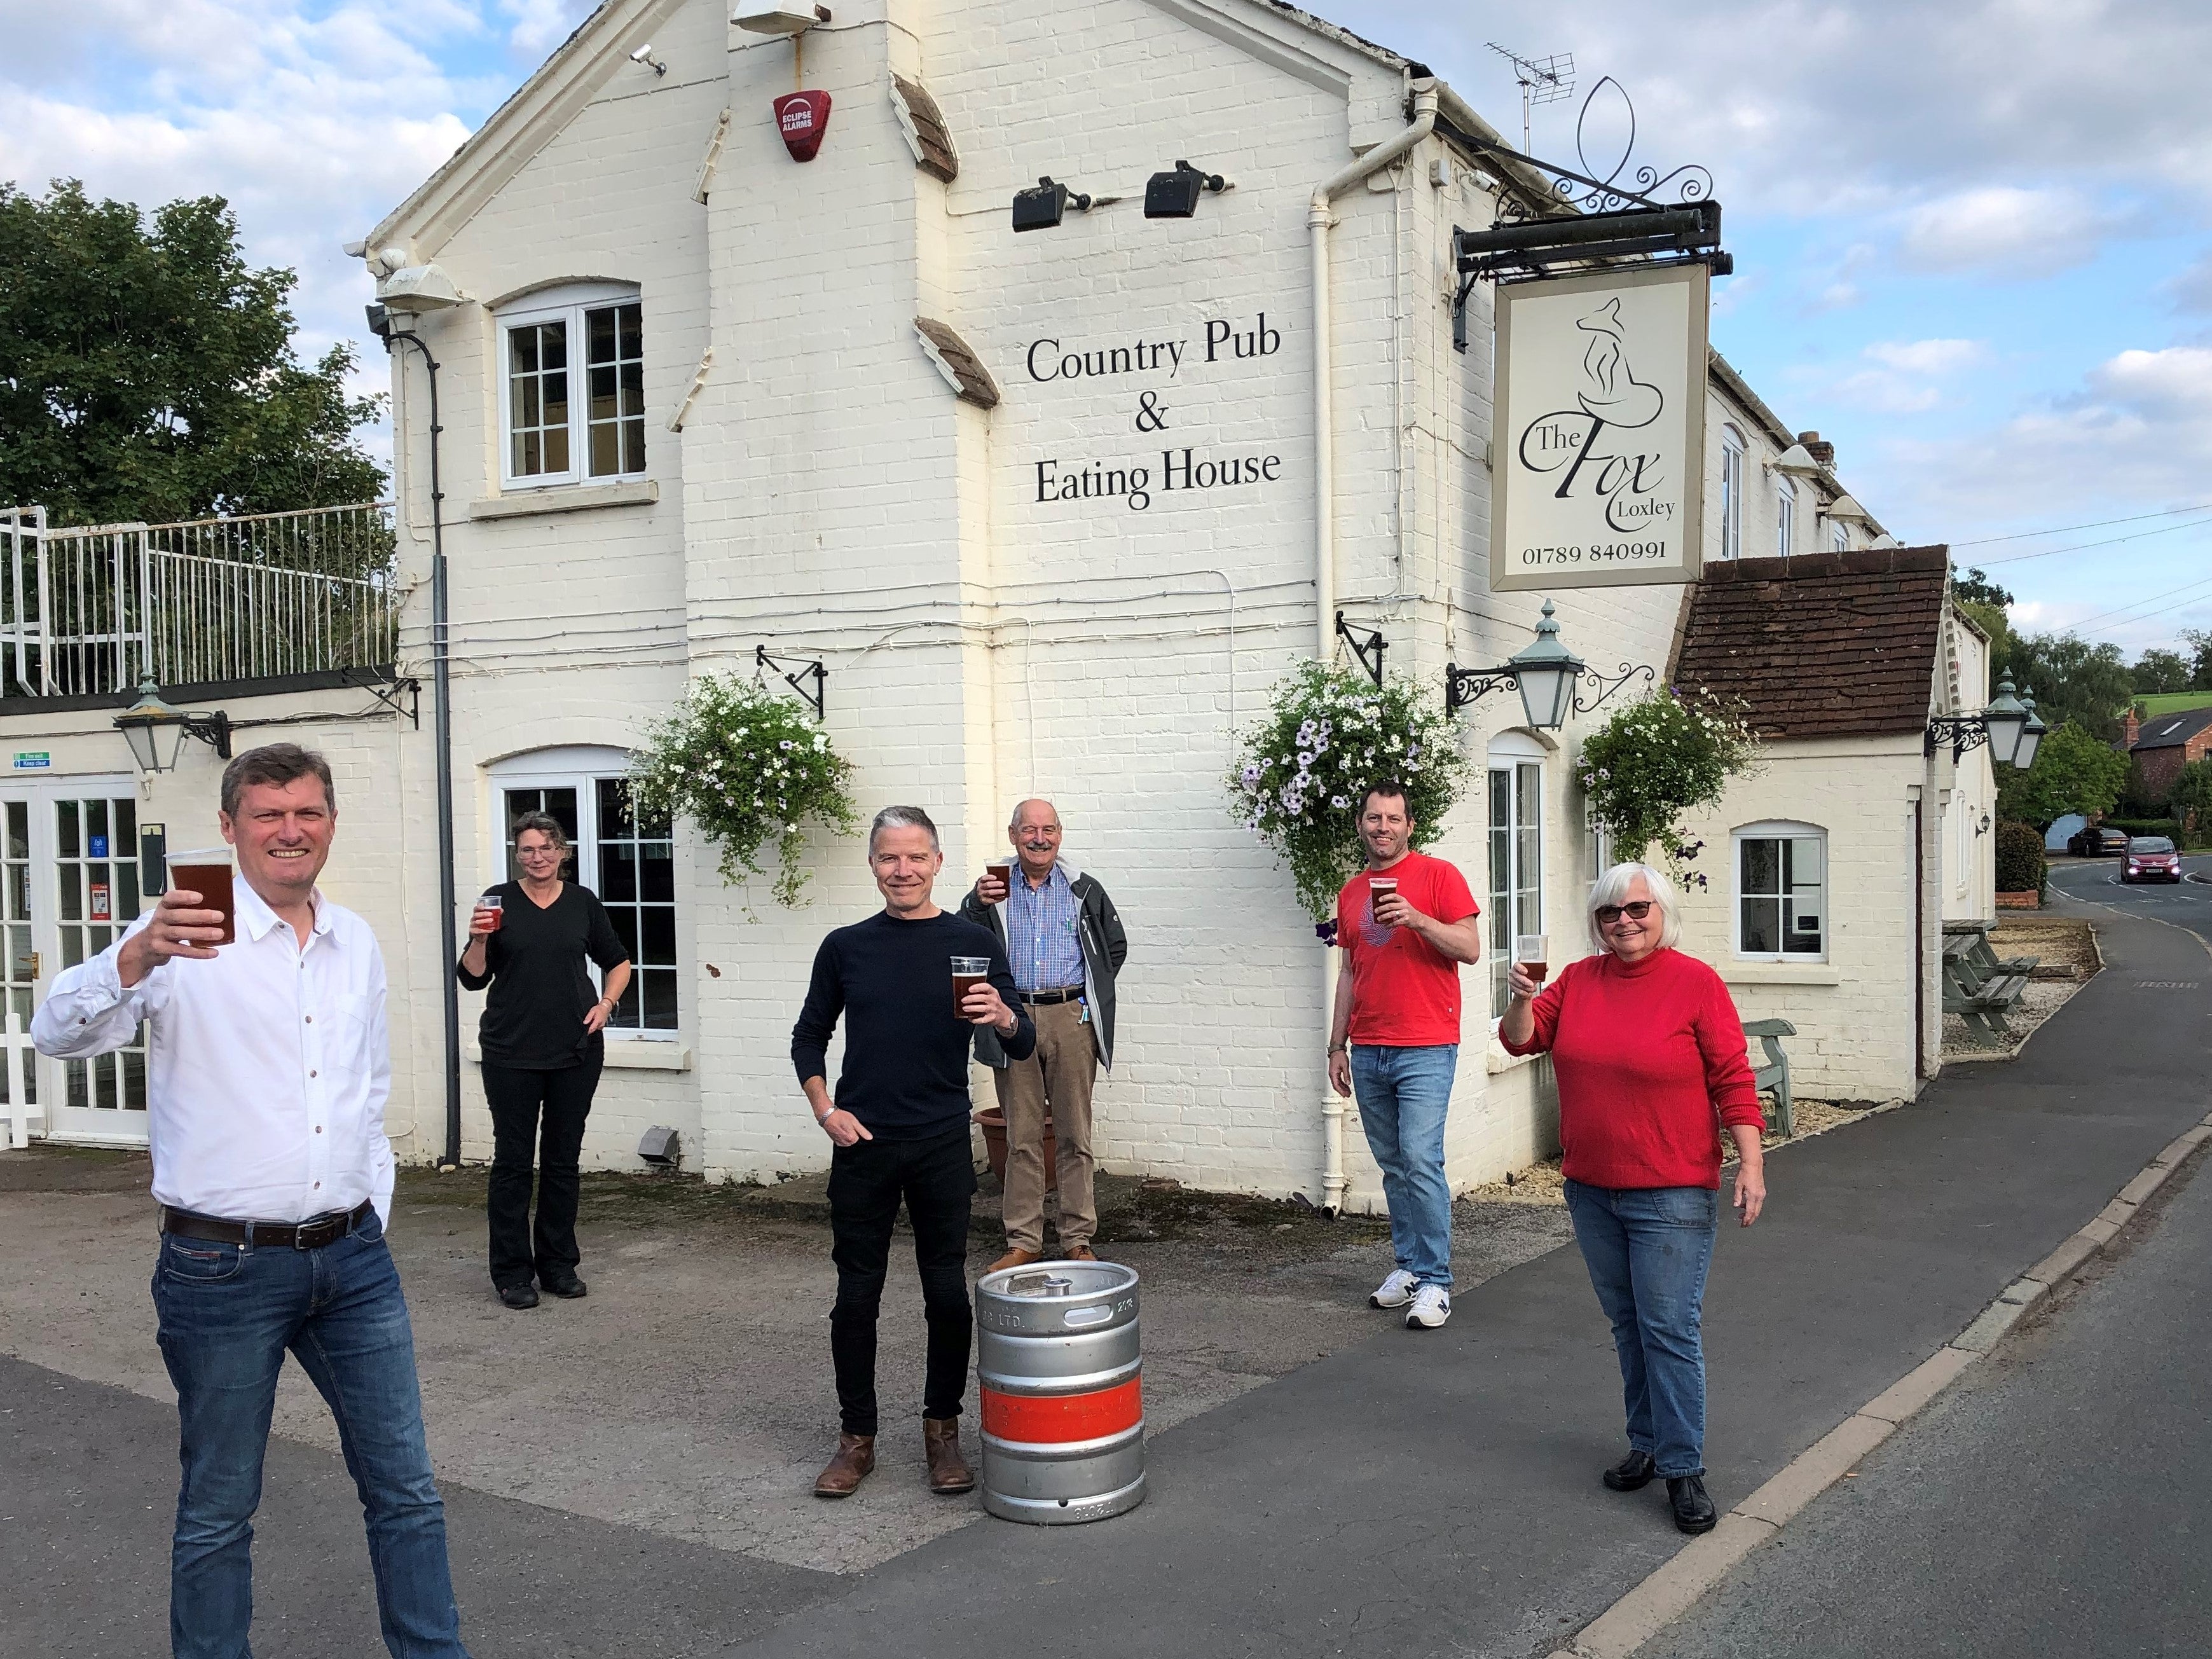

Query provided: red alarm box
[774,90,831,162]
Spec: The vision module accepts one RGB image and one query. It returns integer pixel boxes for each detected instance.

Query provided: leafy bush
[1996,719,2129,828]
[1576,689,1758,890]
[1228,661,1470,919]
[2171,759,2212,841]
[2099,818,2181,839]
[1995,820,2045,894]
[629,673,856,905]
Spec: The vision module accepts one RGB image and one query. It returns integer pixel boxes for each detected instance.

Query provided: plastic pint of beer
[165,848,237,947]
[1515,933,1549,986]
[951,955,992,1017]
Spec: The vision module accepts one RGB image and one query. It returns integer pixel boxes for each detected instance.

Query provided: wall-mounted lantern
[1012,176,1092,231]
[115,678,231,774]
[1446,600,1587,731]
[1927,675,2038,769]
[1143,160,1231,219]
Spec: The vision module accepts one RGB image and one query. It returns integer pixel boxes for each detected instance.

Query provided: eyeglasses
[1594,900,1654,925]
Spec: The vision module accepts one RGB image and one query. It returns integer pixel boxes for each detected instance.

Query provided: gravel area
[1942,918,2100,1061]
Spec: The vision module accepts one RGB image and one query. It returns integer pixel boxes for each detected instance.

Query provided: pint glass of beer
[166,848,237,947]
[474,892,504,933]
[951,955,992,1017]
[1514,933,1549,987]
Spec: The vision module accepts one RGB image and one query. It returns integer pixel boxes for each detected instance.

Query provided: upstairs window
[1719,426,1746,561]
[1776,476,1796,558]
[1829,518,1850,553]
[498,285,646,489]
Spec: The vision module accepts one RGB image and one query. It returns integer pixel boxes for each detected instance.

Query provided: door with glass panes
[5,782,151,1143]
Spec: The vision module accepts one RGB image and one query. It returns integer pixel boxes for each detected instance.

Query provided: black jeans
[827,1123,977,1436]
[483,1053,602,1289]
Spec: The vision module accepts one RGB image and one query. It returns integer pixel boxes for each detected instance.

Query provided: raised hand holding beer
[116,885,233,986]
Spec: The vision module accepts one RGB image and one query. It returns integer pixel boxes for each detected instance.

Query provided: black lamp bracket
[1572,662,1655,717]
[349,671,421,730]
[1333,612,1387,688]
[1925,713,1993,760]
[1445,663,1521,717]
[757,645,827,720]
[184,710,233,761]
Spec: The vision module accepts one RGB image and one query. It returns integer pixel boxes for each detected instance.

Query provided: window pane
[622,418,646,475]
[642,968,679,1029]
[544,427,568,473]
[609,905,640,959]
[1740,836,1778,894]
[590,422,619,478]
[57,800,79,858]
[589,306,616,363]
[640,842,673,902]
[599,778,635,838]
[602,843,637,902]
[590,364,618,422]
[541,325,567,370]
[642,905,675,965]
[511,328,539,373]
[7,802,26,860]
[1740,895,1780,954]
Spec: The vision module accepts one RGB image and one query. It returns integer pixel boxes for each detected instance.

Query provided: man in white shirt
[34,744,470,1659]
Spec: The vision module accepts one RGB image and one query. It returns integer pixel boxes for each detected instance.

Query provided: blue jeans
[151,1211,470,1659]
[1349,1043,1458,1288]
[1563,1180,1721,1478]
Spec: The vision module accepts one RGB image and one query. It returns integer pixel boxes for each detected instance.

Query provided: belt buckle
[294,1213,338,1251]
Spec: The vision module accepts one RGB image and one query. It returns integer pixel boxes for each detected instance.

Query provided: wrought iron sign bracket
[181,710,233,761]
[1444,663,1520,717]
[757,645,827,720]
[1334,612,1387,688]
[348,670,421,730]
[1924,713,1992,761]
[1572,662,1655,718]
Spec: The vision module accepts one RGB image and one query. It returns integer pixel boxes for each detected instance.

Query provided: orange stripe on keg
[980,1377,1143,1443]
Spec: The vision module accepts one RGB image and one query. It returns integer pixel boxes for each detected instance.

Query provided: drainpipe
[1307,79,1438,1215]
[371,312,464,1171]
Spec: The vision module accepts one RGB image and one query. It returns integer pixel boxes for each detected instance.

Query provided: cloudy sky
[5,0,2208,657]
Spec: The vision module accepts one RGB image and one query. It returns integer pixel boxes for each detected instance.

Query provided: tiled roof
[1669,546,1949,738]
[2132,706,2212,751]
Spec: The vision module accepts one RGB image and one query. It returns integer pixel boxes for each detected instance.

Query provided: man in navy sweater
[792,805,1034,1499]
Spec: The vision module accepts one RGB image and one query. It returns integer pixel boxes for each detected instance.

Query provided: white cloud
[500,0,594,60]
[2168,252,2212,313]
[1799,337,1989,415]
[1864,338,1987,375]
[1897,186,2120,276]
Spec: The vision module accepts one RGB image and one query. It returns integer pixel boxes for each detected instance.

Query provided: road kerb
[1554,1113,2209,1659]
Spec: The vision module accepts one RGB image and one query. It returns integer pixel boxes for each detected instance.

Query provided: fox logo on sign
[774,90,831,162]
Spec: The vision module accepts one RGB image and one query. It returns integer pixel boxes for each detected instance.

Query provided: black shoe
[1604,1449,1658,1492]
[1667,1475,1718,1534]
[497,1283,540,1310]
[542,1274,587,1300]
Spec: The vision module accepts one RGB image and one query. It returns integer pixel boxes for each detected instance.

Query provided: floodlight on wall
[733,3,828,32]
[1445,600,1588,731]
[374,264,464,313]
[1012,176,1092,231]
[115,678,232,774]
[1143,159,1232,219]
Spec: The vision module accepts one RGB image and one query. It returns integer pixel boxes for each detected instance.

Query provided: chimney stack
[1798,430,1836,468]
[2121,705,2141,748]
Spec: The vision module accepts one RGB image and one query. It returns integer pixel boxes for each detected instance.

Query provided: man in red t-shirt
[1327,782,1482,1329]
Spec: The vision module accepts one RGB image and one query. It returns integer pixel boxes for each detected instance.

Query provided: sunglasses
[1594,900,1654,925]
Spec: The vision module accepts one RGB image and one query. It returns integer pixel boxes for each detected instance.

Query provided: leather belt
[1020,986,1086,1005]
[160,1199,376,1251]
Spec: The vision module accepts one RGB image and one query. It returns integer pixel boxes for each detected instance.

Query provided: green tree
[1951,567,2014,608]
[0,180,385,525]
[1949,567,2014,688]
[2005,633,2133,743]
[1995,720,2131,828]
[2184,629,2212,691]
[2170,758,2212,836]
[2131,648,2195,694]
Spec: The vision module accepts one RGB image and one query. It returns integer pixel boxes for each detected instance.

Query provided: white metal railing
[1,502,396,696]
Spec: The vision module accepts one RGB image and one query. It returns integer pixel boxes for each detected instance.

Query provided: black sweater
[790,910,1034,1138]
[457,881,629,1069]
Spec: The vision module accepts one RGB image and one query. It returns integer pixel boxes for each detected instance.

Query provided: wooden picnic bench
[1942,919,2038,977]
[1743,1017,1795,1137]
[1942,934,2032,1046]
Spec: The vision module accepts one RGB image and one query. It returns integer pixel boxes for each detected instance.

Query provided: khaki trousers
[994,997,1098,1252]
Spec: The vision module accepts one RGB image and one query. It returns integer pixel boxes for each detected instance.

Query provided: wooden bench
[1742,1017,1796,1138]
[1942,920,2038,979]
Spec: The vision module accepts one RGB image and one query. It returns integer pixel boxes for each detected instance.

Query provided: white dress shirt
[32,878,394,1223]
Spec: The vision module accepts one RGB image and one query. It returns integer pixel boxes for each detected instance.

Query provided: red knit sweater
[1499,946,1763,1190]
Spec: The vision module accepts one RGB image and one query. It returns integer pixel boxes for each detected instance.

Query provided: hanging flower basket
[1226,660,1470,921]
[1576,687,1757,890]
[628,671,858,906]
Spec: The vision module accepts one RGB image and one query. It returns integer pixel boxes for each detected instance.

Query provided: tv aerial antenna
[1486,43,1576,155]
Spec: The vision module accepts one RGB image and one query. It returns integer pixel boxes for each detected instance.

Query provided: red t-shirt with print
[1335,850,1480,1047]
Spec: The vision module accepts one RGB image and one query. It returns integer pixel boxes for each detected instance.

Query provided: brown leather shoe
[813,1433,875,1499]
[924,1417,976,1494]
[989,1248,1041,1272]
[1064,1244,1099,1262]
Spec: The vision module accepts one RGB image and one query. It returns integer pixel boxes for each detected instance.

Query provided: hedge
[1995,820,2046,894]
[2099,818,2181,839]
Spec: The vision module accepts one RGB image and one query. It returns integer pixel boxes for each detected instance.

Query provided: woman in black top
[458,813,631,1309]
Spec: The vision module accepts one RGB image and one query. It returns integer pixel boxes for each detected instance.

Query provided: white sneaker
[1405,1285,1452,1330]
[1369,1269,1418,1309]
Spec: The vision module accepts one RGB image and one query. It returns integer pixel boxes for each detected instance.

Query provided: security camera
[629,43,668,74]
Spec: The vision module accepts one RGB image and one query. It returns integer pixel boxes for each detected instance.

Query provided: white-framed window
[1829,518,1849,553]
[1719,425,1746,561]
[487,746,678,1037]
[497,284,646,489]
[1487,734,1545,1016]
[1776,476,1796,558]
[1735,821,1826,960]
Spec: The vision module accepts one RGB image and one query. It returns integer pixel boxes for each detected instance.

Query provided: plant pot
[975,1107,1057,1190]
[1995,890,2041,909]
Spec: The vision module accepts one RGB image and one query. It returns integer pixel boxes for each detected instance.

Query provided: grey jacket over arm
[960,860,1128,1070]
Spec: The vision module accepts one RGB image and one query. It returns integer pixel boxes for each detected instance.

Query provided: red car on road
[2122,836,2182,883]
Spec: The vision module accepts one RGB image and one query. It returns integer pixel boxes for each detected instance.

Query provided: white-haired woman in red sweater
[1499,861,1767,1538]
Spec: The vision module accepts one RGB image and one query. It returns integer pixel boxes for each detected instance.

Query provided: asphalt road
[1643,1138,2212,1659]
[2048,850,2212,946]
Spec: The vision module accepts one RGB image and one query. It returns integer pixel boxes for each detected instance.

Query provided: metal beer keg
[974,1259,1144,1524]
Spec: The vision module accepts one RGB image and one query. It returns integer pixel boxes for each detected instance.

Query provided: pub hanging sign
[1492,263,1708,592]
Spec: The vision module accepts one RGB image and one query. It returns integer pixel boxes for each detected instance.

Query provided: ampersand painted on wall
[1134,390,1169,432]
